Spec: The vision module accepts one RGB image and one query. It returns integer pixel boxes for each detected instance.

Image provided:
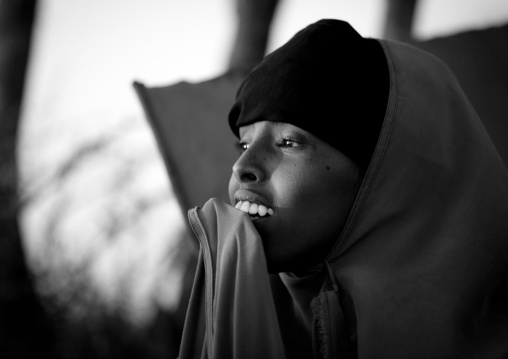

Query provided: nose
[232,144,266,183]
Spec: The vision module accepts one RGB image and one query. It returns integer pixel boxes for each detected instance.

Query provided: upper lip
[233,189,272,208]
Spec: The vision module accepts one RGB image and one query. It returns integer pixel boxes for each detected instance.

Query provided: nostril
[241,172,257,182]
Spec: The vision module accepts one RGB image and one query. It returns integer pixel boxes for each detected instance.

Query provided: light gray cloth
[178,199,286,359]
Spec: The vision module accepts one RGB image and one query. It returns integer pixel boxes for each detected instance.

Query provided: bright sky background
[18,0,508,322]
[21,0,508,132]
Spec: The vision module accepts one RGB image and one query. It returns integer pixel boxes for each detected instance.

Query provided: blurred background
[1,0,507,358]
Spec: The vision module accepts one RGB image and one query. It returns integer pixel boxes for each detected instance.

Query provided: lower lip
[251,214,270,221]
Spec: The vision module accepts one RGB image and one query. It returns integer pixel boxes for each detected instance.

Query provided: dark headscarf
[228,19,389,171]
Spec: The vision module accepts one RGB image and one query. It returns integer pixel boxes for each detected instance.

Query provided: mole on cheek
[326,166,330,171]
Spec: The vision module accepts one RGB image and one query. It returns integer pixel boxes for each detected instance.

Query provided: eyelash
[235,138,299,152]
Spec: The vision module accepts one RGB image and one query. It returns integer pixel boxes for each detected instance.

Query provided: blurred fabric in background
[0,0,506,357]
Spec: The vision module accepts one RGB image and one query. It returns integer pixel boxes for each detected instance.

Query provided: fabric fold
[179,198,286,359]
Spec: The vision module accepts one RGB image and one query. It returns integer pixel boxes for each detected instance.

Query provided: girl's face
[228,121,362,273]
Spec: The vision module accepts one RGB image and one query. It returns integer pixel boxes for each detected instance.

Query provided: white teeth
[240,201,250,212]
[257,205,267,216]
[248,203,258,214]
[235,200,273,217]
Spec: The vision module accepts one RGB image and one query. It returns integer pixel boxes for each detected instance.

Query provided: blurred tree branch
[227,0,279,74]
[384,0,418,42]
[0,0,55,357]
[21,117,187,357]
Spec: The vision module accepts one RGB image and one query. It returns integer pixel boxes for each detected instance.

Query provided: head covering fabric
[317,32,508,358]
[228,19,389,171]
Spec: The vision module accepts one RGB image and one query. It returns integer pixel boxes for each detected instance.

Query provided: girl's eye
[235,141,249,152]
[278,138,298,148]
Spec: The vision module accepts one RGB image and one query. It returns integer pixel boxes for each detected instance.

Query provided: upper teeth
[235,201,274,217]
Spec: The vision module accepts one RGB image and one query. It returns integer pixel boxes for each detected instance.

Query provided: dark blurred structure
[0,1,55,357]
[415,25,508,166]
[134,74,242,218]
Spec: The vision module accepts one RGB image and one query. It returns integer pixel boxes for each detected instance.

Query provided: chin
[263,247,291,274]
[264,249,317,274]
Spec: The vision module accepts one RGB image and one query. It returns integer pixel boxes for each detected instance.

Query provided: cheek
[299,164,359,240]
[286,161,359,218]
[283,161,335,199]
[271,165,308,207]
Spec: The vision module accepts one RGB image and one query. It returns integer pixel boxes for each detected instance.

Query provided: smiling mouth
[235,200,274,219]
